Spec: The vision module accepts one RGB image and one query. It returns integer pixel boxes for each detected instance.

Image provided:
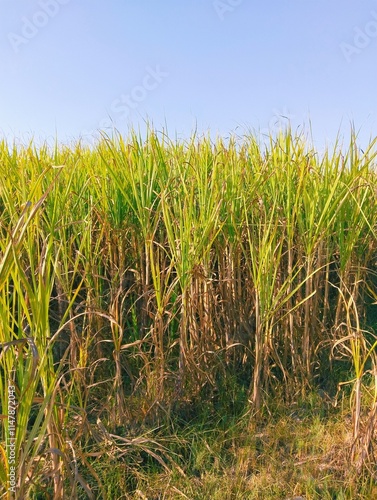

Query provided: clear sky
[1,0,377,149]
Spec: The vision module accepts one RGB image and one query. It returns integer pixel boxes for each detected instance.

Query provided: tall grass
[0,130,377,497]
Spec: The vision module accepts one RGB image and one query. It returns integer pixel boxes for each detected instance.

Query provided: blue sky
[1,0,377,149]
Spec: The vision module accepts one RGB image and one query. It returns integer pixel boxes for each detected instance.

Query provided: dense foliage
[1,130,377,498]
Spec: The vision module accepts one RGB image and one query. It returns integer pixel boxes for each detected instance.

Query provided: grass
[96,391,376,499]
[0,128,377,498]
